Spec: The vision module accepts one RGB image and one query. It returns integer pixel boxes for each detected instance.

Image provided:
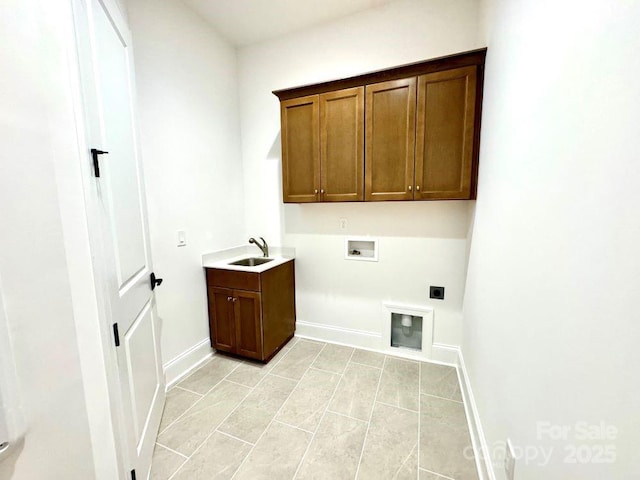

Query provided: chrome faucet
[249,237,269,257]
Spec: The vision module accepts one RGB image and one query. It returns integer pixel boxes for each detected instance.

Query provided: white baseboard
[457,348,496,480]
[431,343,460,365]
[163,338,214,388]
[296,320,459,367]
[295,320,382,350]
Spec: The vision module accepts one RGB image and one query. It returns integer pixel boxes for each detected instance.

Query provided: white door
[75,0,165,478]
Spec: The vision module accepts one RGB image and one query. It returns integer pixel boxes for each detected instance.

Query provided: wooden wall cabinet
[414,66,478,200]
[365,78,416,201]
[281,95,319,203]
[274,48,486,203]
[205,260,295,362]
[281,87,364,202]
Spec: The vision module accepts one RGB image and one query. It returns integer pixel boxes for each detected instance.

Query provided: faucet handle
[259,237,269,257]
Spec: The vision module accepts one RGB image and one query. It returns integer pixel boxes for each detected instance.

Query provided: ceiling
[182,0,399,47]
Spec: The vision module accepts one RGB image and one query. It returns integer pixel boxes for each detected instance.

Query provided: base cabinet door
[209,287,236,353]
[234,290,263,360]
[415,66,477,199]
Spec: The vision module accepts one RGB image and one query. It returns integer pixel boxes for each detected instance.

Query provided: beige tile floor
[151,337,479,480]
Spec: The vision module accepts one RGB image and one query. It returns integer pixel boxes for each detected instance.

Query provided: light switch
[177,230,186,247]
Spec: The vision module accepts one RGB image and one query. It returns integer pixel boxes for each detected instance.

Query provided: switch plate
[504,438,516,480]
[429,286,445,300]
[177,230,186,247]
[339,218,348,230]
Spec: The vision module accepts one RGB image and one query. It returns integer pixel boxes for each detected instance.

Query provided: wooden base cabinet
[205,260,296,362]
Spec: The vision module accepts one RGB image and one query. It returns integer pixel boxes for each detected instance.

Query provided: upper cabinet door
[320,87,364,202]
[365,78,417,201]
[415,66,477,200]
[281,95,320,203]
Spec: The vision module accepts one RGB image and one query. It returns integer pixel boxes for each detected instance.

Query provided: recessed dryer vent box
[382,302,434,359]
[345,237,378,262]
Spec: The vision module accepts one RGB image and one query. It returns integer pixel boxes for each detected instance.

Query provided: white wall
[126,0,246,367]
[0,0,97,477]
[238,0,481,347]
[463,0,640,478]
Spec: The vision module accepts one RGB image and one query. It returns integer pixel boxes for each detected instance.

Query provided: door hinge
[90,148,109,177]
[113,323,120,347]
[130,469,136,480]
[150,272,163,290]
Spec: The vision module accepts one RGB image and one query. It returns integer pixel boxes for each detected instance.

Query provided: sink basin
[229,257,273,267]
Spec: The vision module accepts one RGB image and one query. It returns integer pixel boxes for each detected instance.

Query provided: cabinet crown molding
[273,48,487,101]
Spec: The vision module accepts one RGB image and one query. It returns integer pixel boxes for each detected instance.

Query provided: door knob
[416,185,420,191]
[408,185,412,191]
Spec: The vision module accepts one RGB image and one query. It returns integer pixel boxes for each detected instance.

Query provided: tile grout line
[161,340,296,439]
[216,429,255,446]
[167,457,190,480]
[353,353,386,480]
[172,385,204,397]
[165,380,255,480]
[419,467,456,480]
[386,355,431,479]
[165,353,282,479]
[273,419,315,435]
[323,409,369,424]
[392,442,418,480]
[376,400,419,414]
[154,441,189,459]
[158,361,244,436]
[268,371,306,382]
[308,364,348,376]
[292,347,356,480]
[223,377,257,388]
[420,392,464,404]
[349,360,383,369]
[160,339,299,479]
[230,342,328,480]
[229,342,327,479]
[376,357,420,480]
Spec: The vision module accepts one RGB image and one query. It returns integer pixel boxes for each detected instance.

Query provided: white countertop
[202,245,295,273]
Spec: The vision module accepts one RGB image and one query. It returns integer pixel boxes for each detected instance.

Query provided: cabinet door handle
[408,185,412,191]
[416,185,420,191]
[232,297,237,302]
[227,296,232,302]
[314,189,318,194]
[320,189,324,194]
